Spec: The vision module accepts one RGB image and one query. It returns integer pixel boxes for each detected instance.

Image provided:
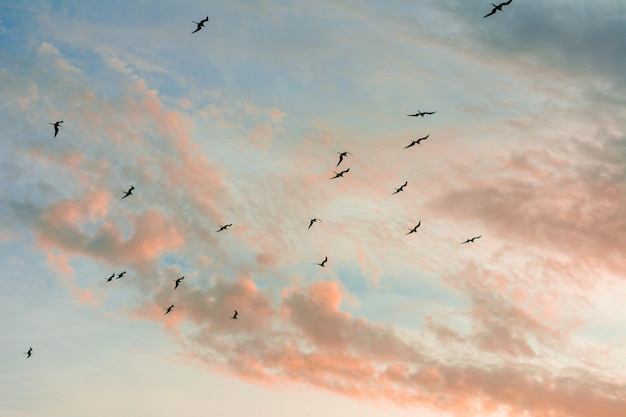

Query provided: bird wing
[484,9,496,17]
[192,27,201,34]
[336,154,344,167]
[404,142,415,149]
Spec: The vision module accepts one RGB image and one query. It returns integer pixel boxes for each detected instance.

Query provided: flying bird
[331,168,350,179]
[407,111,436,117]
[461,236,482,244]
[49,121,63,137]
[106,273,115,282]
[174,276,184,289]
[406,221,421,235]
[164,304,174,315]
[231,310,238,320]
[216,224,232,232]
[316,256,328,267]
[404,135,430,149]
[121,186,134,199]
[116,271,126,280]
[25,347,33,359]
[192,16,209,33]
[484,0,513,18]
[392,181,408,195]
[336,151,352,167]
[308,218,321,229]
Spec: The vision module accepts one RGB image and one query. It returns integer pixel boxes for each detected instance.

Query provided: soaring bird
[336,151,352,167]
[116,271,126,280]
[106,273,115,282]
[461,236,482,244]
[25,347,33,359]
[406,221,421,235]
[174,276,184,289]
[216,224,232,232]
[49,121,63,137]
[484,0,513,17]
[331,168,350,179]
[121,186,135,199]
[164,304,174,315]
[316,256,328,267]
[308,218,321,229]
[231,310,238,320]
[407,111,436,117]
[192,16,209,33]
[392,181,408,195]
[404,135,430,149]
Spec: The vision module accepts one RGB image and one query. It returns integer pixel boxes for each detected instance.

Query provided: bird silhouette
[106,273,115,282]
[407,111,436,117]
[231,310,238,319]
[164,304,174,315]
[116,271,126,280]
[308,218,321,229]
[192,16,209,33]
[336,151,352,167]
[216,224,232,232]
[461,236,482,244]
[330,168,350,179]
[174,276,184,289]
[406,221,421,235]
[25,347,33,359]
[121,186,135,199]
[404,135,430,149]
[316,256,328,267]
[392,181,408,195]
[484,0,513,17]
[49,121,63,137]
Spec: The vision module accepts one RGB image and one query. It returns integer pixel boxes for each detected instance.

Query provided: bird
[25,347,33,359]
[461,236,482,244]
[404,135,430,149]
[116,271,126,280]
[406,221,421,235]
[484,0,513,18]
[308,218,321,229]
[49,121,63,137]
[192,16,209,34]
[316,256,328,267]
[106,273,115,282]
[392,181,408,195]
[216,224,232,232]
[121,186,135,199]
[330,168,350,179]
[407,111,436,117]
[164,304,174,315]
[231,310,238,319]
[336,151,352,167]
[174,276,184,289]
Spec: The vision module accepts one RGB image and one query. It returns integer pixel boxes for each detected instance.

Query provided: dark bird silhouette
[106,273,115,282]
[164,304,174,315]
[316,256,328,267]
[308,218,321,229]
[407,111,436,117]
[121,186,135,199]
[231,310,238,319]
[116,271,126,280]
[216,224,232,232]
[49,121,63,137]
[192,16,209,33]
[25,347,33,359]
[461,236,482,244]
[406,221,421,235]
[336,151,352,167]
[331,168,350,179]
[404,135,429,149]
[392,181,408,195]
[484,0,513,17]
[174,276,184,289]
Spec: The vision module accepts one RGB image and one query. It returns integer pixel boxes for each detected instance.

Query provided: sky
[1,1,625,416]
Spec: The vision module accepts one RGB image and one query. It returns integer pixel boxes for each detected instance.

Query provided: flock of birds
[25,2,513,360]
